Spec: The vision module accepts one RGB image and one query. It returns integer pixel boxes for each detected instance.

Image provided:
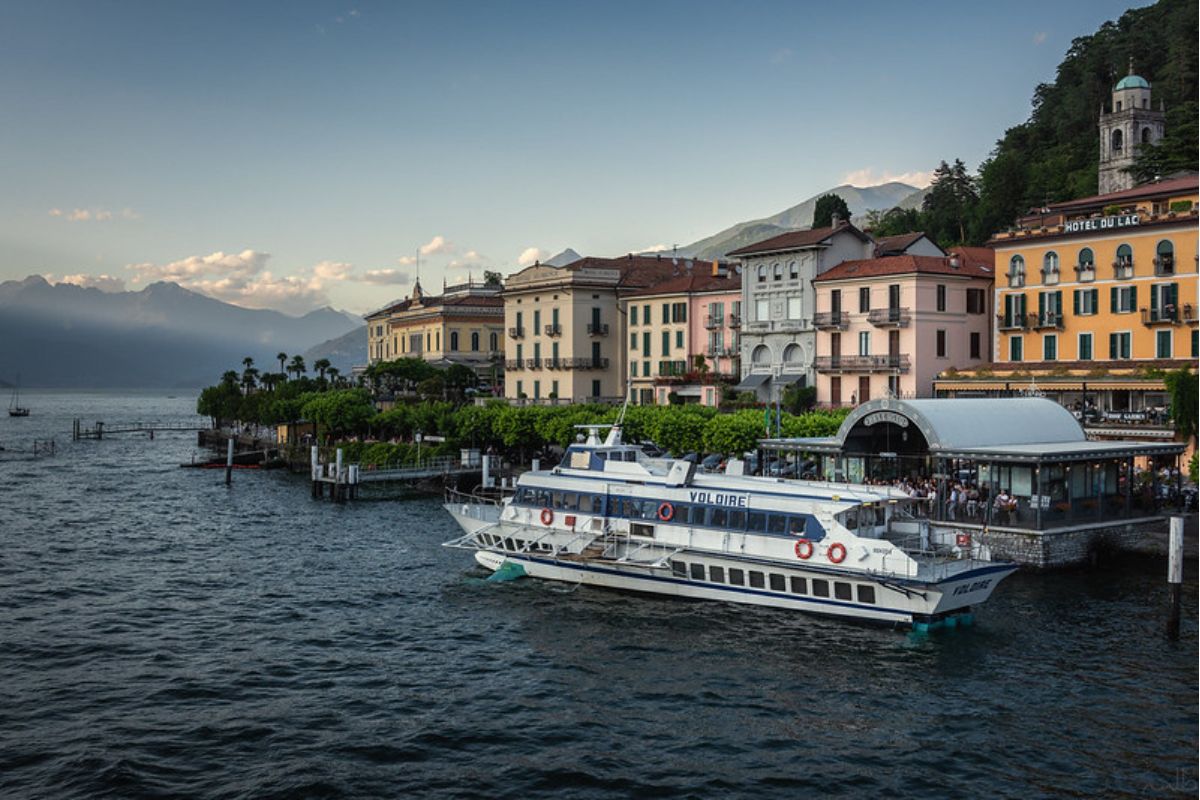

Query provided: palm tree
[242,356,255,370]
[221,370,240,389]
[241,366,259,395]
[288,355,306,380]
[277,352,288,376]
[314,358,331,384]
[326,366,340,387]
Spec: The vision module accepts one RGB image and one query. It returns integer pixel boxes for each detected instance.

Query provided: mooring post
[481,454,492,489]
[97,421,104,440]
[335,448,344,503]
[531,457,540,472]
[1167,515,1184,640]
[310,445,320,498]
[225,437,234,486]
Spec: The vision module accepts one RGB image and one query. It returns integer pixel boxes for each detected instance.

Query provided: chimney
[711,259,719,276]
[949,254,961,269]
[830,213,841,228]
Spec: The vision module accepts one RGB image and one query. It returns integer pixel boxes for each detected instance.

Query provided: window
[689,563,705,580]
[1111,286,1137,313]
[629,305,638,326]
[830,289,842,314]
[1108,331,1131,360]
[858,331,870,356]
[773,263,782,281]
[672,302,688,323]
[533,342,541,362]
[757,265,766,283]
[533,380,540,399]
[490,332,498,352]
[834,582,853,601]
[811,579,830,598]
[748,571,765,589]
[1008,255,1025,287]
[1043,251,1059,284]
[709,566,725,583]
[857,585,876,604]
[859,287,870,312]
[642,332,651,357]
[642,305,651,325]
[1115,244,1133,275]
[966,288,985,314]
[789,261,798,279]
[591,341,601,365]
[661,303,669,324]
[728,568,745,586]
[1077,247,1095,277]
[936,284,946,311]
[787,296,802,320]
[970,332,981,360]
[1111,128,1123,152]
[769,574,786,592]
[1074,288,1099,316]
[662,330,670,356]
[552,342,559,362]
[551,380,558,397]
[1043,334,1057,361]
[1010,336,1023,362]
[1151,283,1179,322]
[515,343,523,362]
[515,380,523,397]
[1156,241,1175,275]
[630,333,637,350]
[789,576,807,594]
[591,379,601,397]
[936,330,947,357]
[1156,330,1172,359]
[643,361,650,376]
[1193,330,1198,359]
[1078,333,1093,361]
[675,330,683,348]
[449,331,459,351]
[630,361,637,376]
[755,298,769,321]
[671,561,686,577]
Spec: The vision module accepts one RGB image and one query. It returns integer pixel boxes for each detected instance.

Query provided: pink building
[621,269,741,406]
[812,247,994,406]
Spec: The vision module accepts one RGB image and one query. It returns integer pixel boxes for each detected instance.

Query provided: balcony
[728,314,741,328]
[1141,306,1180,326]
[587,323,610,336]
[704,314,724,329]
[813,311,848,331]
[1112,261,1134,280]
[1185,304,1198,324]
[867,307,911,328]
[543,323,562,337]
[775,319,809,333]
[1074,263,1096,282]
[524,358,543,369]
[996,313,1030,331]
[706,346,730,358]
[1030,312,1064,330]
[1041,269,1061,286]
[1006,272,1026,288]
[1154,256,1175,276]
[508,326,525,339]
[504,359,524,370]
[814,354,911,373]
[560,357,610,370]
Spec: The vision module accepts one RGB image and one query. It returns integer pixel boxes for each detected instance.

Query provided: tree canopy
[812,193,852,228]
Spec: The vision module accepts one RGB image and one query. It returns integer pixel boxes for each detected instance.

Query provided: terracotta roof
[726,222,870,257]
[363,298,411,319]
[873,232,929,256]
[814,253,994,283]
[1045,173,1198,213]
[622,271,742,298]
[950,246,996,270]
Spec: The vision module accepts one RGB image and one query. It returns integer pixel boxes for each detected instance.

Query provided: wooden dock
[72,419,210,440]
[309,449,485,502]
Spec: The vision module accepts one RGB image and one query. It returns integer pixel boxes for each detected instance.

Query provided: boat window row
[512,487,823,539]
[478,532,555,554]
[670,560,876,605]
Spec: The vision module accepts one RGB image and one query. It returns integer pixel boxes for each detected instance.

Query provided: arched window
[1115,243,1133,266]
[1042,251,1059,285]
[782,343,802,364]
[489,332,498,352]
[1156,240,1175,274]
[788,260,798,279]
[1008,255,1025,287]
[449,331,459,351]
[1078,247,1094,268]
[1141,126,1152,144]
[751,345,771,365]
[757,264,766,283]
[1111,128,1123,153]
[773,262,782,280]
[471,332,480,351]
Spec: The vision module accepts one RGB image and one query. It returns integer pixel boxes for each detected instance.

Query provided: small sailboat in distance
[8,374,29,417]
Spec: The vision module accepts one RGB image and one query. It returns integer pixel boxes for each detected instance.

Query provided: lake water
[1,392,1196,798]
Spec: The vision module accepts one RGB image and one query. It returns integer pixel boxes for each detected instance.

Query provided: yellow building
[364,278,505,380]
[935,173,1197,440]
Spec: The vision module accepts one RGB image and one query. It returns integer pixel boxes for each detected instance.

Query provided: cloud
[127,249,270,284]
[1033,31,1047,45]
[517,247,547,267]
[311,260,353,282]
[49,273,126,292]
[360,268,411,285]
[418,235,454,256]
[396,255,418,266]
[639,243,671,253]
[186,272,332,315]
[841,168,935,189]
[48,206,138,222]
[770,48,793,65]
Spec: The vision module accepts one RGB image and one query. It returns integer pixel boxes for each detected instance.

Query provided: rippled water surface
[1,392,1196,799]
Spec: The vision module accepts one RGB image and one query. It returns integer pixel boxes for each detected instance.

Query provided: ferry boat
[443,423,1017,629]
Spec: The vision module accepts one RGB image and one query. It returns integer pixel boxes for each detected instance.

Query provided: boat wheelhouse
[445,422,1017,629]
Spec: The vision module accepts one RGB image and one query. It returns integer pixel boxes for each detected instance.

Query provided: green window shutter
[1073,290,1080,315]
[1150,286,1158,313]
[1055,291,1063,314]
[1109,333,1117,358]
[1110,286,1118,312]
[1169,282,1178,307]
[1038,292,1045,317]
[1090,289,1098,312]
[1130,286,1137,311]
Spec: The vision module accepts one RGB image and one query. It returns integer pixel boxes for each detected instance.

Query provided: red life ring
[657,502,674,522]
[794,539,814,560]
[540,507,554,526]
[956,533,971,548]
[827,542,847,564]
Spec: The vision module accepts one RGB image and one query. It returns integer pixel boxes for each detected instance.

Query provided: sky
[0,0,1147,316]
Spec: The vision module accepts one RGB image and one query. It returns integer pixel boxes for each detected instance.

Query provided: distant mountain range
[303,324,367,375]
[681,182,922,260]
[0,276,362,388]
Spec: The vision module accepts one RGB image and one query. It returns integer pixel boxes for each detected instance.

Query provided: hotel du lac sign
[1063,213,1140,234]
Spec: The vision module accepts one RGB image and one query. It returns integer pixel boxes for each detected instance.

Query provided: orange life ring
[794,539,814,560]
[956,533,971,547]
[657,502,674,522]
[827,542,847,564]
[540,507,554,526]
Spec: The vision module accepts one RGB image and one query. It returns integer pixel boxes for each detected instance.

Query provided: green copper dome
[1115,74,1150,90]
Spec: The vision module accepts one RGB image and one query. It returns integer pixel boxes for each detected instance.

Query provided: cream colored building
[503,255,678,403]
[365,278,504,379]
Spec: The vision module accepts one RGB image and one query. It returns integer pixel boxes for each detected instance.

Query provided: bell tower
[1098,60,1166,194]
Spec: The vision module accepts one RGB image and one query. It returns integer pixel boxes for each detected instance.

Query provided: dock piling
[1167,515,1184,640]
[225,438,234,486]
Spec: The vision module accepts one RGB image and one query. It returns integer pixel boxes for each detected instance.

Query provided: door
[858,376,870,404]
